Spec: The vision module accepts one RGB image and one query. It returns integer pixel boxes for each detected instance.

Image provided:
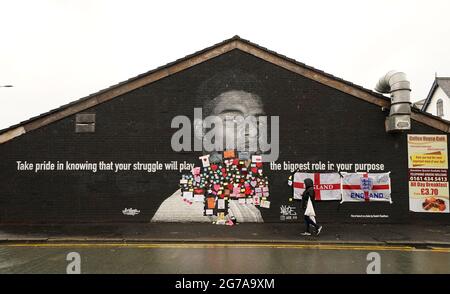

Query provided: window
[437,99,444,117]
[75,113,96,133]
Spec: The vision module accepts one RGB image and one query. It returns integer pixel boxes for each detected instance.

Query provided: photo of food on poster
[408,134,449,213]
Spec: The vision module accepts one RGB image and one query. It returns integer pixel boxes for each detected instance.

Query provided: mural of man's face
[195,90,266,153]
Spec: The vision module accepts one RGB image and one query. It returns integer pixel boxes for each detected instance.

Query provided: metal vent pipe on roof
[375,70,411,132]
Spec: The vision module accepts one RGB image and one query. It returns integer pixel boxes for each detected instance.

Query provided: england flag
[341,172,392,203]
[292,172,342,201]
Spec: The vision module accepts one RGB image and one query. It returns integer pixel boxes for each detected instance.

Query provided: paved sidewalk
[1,223,450,246]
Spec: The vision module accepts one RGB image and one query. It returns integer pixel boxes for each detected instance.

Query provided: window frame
[436,99,444,117]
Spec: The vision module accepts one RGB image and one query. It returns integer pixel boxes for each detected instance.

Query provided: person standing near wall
[301,178,323,236]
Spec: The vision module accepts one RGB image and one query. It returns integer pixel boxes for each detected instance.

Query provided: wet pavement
[1,223,450,246]
[0,243,449,274]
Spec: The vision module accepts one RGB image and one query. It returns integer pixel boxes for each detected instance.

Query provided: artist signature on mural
[122,208,140,216]
[280,205,297,221]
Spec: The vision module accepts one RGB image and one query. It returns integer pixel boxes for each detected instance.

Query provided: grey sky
[1,0,449,130]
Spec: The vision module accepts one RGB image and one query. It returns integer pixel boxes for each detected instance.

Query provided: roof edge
[422,78,439,111]
[1,36,450,144]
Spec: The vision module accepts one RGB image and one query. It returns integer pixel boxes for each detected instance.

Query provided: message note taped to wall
[408,134,449,213]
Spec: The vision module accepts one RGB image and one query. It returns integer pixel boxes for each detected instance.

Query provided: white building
[418,77,450,121]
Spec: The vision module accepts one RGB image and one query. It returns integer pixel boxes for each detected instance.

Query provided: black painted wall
[0,49,449,224]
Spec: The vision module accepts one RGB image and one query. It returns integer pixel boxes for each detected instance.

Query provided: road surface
[0,243,449,274]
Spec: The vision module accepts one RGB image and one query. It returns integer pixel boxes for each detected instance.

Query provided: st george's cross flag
[341,172,392,203]
[292,172,341,201]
